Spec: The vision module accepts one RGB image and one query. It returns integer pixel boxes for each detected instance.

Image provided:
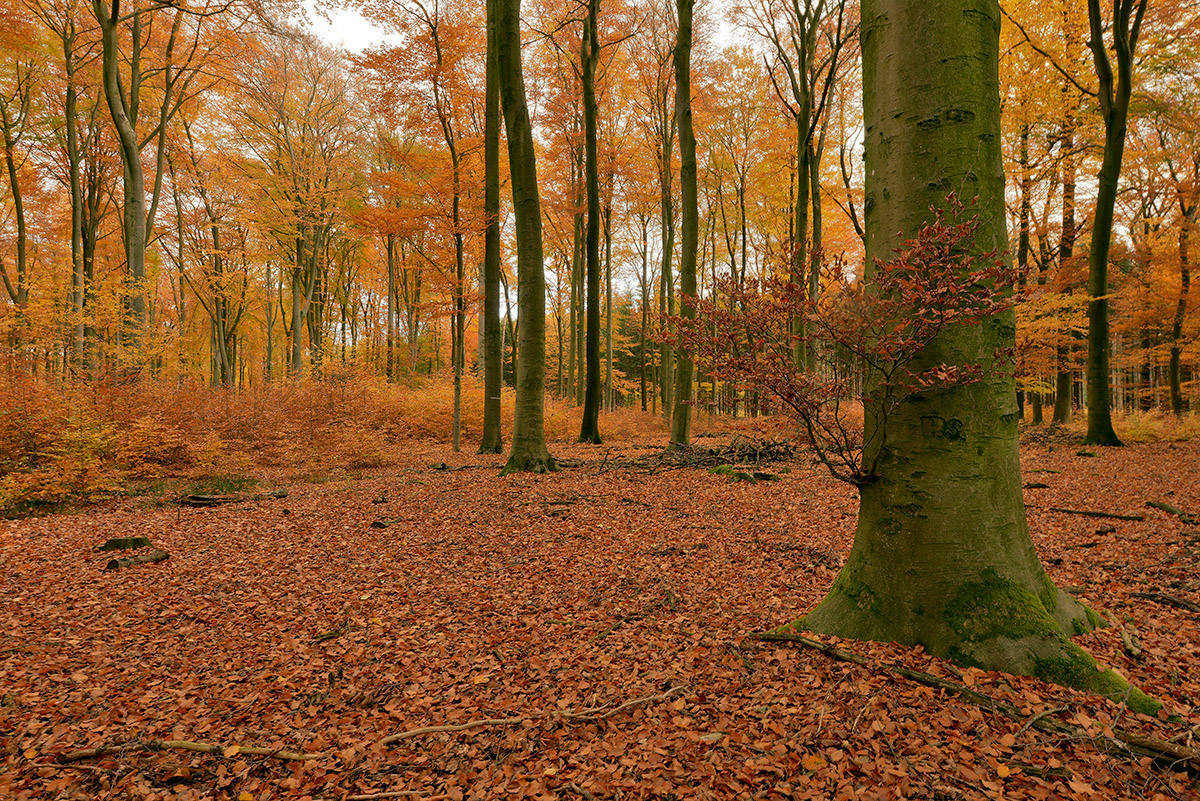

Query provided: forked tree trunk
[796,0,1156,713]
[496,0,555,475]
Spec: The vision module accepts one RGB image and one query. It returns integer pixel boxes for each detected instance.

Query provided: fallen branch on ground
[1131,591,1200,613]
[105,549,169,571]
[753,631,1200,772]
[179,488,287,507]
[1048,507,1146,521]
[1146,501,1200,524]
[56,738,327,763]
[376,685,687,747]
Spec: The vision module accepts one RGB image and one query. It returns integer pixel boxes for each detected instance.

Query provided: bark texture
[796,0,1155,713]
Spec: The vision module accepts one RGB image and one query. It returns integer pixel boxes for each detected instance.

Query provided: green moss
[1033,643,1161,717]
[1038,575,1059,614]
[189,473,257,495]
[945,569,1060,643]
[827,571,880,616]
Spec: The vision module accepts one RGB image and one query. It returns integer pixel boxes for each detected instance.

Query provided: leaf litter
[1,436,1198,800]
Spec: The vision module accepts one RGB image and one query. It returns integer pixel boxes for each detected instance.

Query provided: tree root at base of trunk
[753,631,1200,773]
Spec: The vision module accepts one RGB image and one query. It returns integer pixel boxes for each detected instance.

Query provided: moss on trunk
[796,0,1157,716]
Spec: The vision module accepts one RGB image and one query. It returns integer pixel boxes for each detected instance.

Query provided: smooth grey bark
[669,0,697,448]
[496,0,555,475]
[796,0,1155,712]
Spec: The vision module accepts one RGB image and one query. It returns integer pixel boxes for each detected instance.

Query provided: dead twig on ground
[376,685,687,747]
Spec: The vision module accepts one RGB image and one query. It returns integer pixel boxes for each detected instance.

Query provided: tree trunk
[496,0,555,474]
[1082,0,1144,446]
[798,0,1155,713]
[670,0,697,449]
[579,0,603,444]
[480,0,504,453]
[1170,210,1193,415]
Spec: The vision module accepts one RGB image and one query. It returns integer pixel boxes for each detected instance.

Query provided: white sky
[300,3,399,52]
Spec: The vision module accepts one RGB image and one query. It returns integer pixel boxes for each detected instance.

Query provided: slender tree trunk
[480,0,504,452]
[496,0,555,474]
[670,0,697,449]
[799,0,1152,712]
[1170,210,1193,415]
[1053,113,1077,426]
[604,201,613,411]
[579,0,603,444]
[1082,0,1144,446]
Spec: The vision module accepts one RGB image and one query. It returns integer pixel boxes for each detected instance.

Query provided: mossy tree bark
[794,0,1156,714]
[578,0,602,445]
[496,0,556,475]
[669,0,697,449]
[479,0,504,454]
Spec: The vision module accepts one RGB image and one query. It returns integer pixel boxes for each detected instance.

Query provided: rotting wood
[753,631,1200,772]
[179,488,288,508]
[376,685,687,747]
[105,549,169,571]
[56,738,326,763]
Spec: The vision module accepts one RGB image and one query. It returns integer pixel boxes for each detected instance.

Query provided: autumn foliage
[669,200,1019,484]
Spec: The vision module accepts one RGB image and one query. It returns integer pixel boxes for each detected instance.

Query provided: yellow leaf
[997,763,1011,778]
[802,754,827,771]
[222,745,241,758]
[238,793,255,801]
[23,748,37,760]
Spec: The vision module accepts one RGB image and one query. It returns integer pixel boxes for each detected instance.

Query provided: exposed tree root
[55,738,326,763]
[376,685,687,747]
[753,632,1200,773]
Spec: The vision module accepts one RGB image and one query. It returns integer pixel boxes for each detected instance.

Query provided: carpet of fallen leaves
[2,432,1199,801]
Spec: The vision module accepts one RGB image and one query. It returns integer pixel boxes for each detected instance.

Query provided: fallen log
[105,549,169,571]
[179,488,287,507]
[56,738,326,763]
[753,631,1200,773]
[1048,507,1145,521]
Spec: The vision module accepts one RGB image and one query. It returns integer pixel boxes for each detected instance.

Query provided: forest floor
[2,430,1199,801]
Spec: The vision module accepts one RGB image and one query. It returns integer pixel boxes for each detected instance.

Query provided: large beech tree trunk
[496,0,555,475]
[795,0,1155,713]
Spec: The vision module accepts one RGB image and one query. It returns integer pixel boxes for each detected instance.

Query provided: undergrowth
[0,370,667,515]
